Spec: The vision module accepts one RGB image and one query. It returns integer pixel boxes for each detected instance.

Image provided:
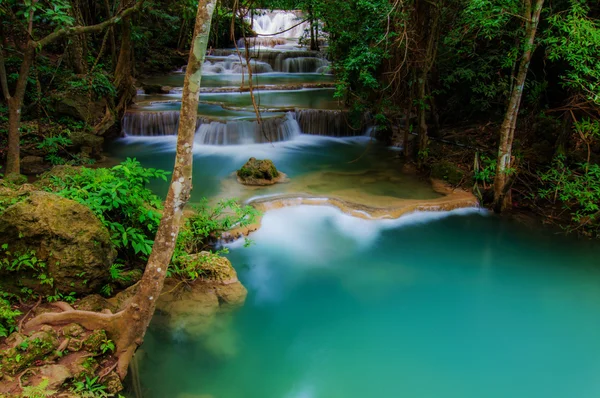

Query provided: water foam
[227,205,487,256]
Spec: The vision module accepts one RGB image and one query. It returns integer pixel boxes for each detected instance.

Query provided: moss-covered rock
[237,157,285,186]
[430,160,465,185]
[34,165,81,190]
[76,294,117,313]
[21,156,50,175]
[69,131,104,159]
[0,328,59,376]
[82,330,107,353]
[0,191,117,295]
[50,92,107,126]
[155,254,247,336]
[3,173,27,186]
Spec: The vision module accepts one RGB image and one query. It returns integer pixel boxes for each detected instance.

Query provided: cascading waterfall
[122,111,181,136]
[123,111,301,144]
[203,56,274,74]
[123,109,371,140]
[294,109,370,137]
[196,112,301,145]
[247,10,309,39]
[281,57,328,73]
[210,49,330,73]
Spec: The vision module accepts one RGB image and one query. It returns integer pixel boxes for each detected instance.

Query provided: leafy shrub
[0,293,21,338]
[43,158,169,260]
[66,70,117,100]
[176,198,259,254]
[170,198,259,281]
[538,155,600,236]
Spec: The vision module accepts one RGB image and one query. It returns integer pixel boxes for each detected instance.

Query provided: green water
[132,101,283,121]
[135,205,600,398]
[106,136,439,203]
[110,137,600,398]
[142,72,334,88]
[135,88,341,111]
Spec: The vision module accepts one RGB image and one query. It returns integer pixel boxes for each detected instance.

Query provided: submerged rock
[237,157,286,186]
[0,191,116,295]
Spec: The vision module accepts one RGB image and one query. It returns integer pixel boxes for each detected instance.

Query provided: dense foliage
[43,159,168,260]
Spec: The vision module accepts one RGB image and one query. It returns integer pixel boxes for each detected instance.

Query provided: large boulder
[237,157,286,186]
[0,191,116,295]
[154,254,247,336]
[20,156,50,175]
[69,131,104,159]
[51,92,107,126]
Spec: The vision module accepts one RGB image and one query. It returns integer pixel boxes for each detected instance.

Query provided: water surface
[136,206,600,398]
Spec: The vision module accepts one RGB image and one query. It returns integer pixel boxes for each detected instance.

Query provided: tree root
[23,305,136,379]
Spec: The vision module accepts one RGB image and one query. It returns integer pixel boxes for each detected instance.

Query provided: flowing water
[133,206,600,398]
[117,10,600,397]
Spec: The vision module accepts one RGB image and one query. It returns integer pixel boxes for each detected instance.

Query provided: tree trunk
[415,0,440,167]
[69,0,89,74]
[416,71,428,164]
[493,0,544,212]
[25,0,217,381]
[403,69,414,159]
[5,46,35,175]
[114,17,135,114]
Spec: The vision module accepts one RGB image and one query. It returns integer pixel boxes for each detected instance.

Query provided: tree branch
[36,0,144,49]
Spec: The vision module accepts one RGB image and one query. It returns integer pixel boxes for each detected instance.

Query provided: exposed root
[24,309,118,334]
[18,297,42,331]
[24,304,141,381]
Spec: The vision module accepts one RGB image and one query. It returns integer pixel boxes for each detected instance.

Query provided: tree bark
[415,0,440,167]
[5,46,35,175]
[493,0,544,212]
[25,0,216,381]
[69,0,89,74]
[114,17,135,114]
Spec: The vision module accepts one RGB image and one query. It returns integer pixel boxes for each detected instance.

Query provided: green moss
[430,161,464,185]
[237,158,281,183]
[82,330,107,353]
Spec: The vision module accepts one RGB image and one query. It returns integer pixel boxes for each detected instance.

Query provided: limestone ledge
[221,179,479,242]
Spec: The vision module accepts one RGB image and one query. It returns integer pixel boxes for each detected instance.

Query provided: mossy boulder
[82,330,107,353]
[430,160,465,186]
[69,131,104,159]
[155,254,247,336]
[34,165,81,190]
[0,191,117,295]
[51,92,107,126]
[0,328,59,376]
[21,156,50,175]
[237,157,285,186]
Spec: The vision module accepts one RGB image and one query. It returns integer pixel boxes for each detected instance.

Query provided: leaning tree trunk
[25,0,216,380]
[493,0,544,212]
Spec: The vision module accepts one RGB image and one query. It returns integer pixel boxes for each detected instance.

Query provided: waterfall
[203,56,273,74]
[281,57,329,73]
[248,10,309,39]
[122,111,181,136]
[196,113,301,145]
[294,109,369,137]
[210,49,330,73]
[123,111,301,144]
